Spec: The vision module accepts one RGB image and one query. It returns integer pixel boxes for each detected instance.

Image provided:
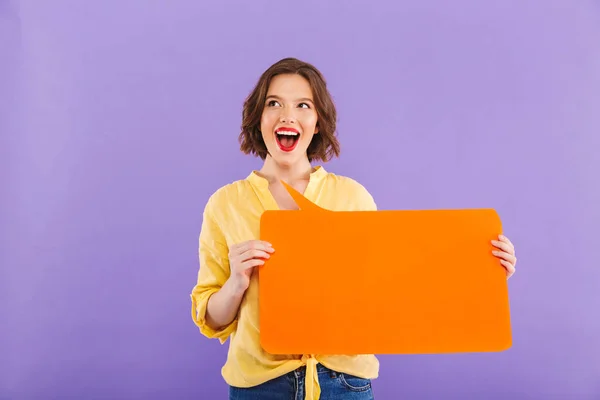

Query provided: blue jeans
[229,364,374,399]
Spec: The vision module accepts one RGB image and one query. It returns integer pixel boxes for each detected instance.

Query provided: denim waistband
[292,363,339,378]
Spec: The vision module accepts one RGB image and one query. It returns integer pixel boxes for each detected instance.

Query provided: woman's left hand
[491,235,517,279]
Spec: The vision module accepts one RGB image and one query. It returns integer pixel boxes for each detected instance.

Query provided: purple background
[2,0,599,399]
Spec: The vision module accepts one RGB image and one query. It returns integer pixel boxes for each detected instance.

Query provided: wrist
[224,275,247,299]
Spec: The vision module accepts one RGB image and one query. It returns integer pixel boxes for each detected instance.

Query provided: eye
[298,103,310,109]
[267,100,280,107]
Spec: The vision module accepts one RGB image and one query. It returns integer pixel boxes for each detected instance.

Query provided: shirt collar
[246,165,327,189]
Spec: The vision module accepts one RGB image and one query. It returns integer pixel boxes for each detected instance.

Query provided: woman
[190,58,517,400]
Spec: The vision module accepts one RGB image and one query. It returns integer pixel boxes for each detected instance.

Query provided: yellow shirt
[190,166,379,400]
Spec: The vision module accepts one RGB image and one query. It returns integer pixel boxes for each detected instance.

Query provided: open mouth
[275,128,300,152]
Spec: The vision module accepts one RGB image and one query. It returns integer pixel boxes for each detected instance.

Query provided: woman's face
[260,73,319,167]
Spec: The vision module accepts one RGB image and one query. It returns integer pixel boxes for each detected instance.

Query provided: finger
[491,240,514,255]
[239,248,272,261]
[235,240,274,254]
[500,259,516,278]
[498,235,514,250]
[229,241,272,260]
[492,250,517,265]
[240,258,265,270]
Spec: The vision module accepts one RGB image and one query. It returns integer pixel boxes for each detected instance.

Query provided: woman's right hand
[227,240,274,294]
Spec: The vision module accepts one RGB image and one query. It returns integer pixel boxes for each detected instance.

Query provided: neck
[258,156,314,184]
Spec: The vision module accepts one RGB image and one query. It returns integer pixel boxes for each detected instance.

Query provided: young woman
[190,58,517,400]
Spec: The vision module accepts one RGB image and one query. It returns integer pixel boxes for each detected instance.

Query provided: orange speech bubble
[258,182,512,355]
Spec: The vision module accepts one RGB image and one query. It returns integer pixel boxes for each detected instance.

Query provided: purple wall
[2,0,599,399]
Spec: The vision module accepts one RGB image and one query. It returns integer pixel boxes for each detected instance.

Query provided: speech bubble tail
[281,180,324,211]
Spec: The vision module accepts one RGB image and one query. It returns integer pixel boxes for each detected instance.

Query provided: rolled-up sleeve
[190,197,237,343]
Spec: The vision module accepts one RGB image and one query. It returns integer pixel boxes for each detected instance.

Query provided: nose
[279,107,296,124]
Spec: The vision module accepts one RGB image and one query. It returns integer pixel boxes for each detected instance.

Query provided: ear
[314,123,320,134]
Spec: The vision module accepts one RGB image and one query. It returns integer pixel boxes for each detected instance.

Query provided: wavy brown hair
[238,58,340,162]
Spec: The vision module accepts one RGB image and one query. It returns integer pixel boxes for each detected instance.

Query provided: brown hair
[238,57,340,162]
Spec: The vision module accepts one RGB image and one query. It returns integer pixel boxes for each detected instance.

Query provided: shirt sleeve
[351,180,378,212]
[190,195,237,343]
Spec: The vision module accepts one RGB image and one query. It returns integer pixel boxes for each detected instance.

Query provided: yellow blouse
[190,166,379,400]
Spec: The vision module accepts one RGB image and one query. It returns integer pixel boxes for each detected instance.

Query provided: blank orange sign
[258,182,512,355]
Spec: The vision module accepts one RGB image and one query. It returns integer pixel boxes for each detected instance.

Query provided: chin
[269,148,307,168]
[272,154,301,168]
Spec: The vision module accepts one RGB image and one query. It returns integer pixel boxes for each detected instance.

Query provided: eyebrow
[266,95,314,103]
